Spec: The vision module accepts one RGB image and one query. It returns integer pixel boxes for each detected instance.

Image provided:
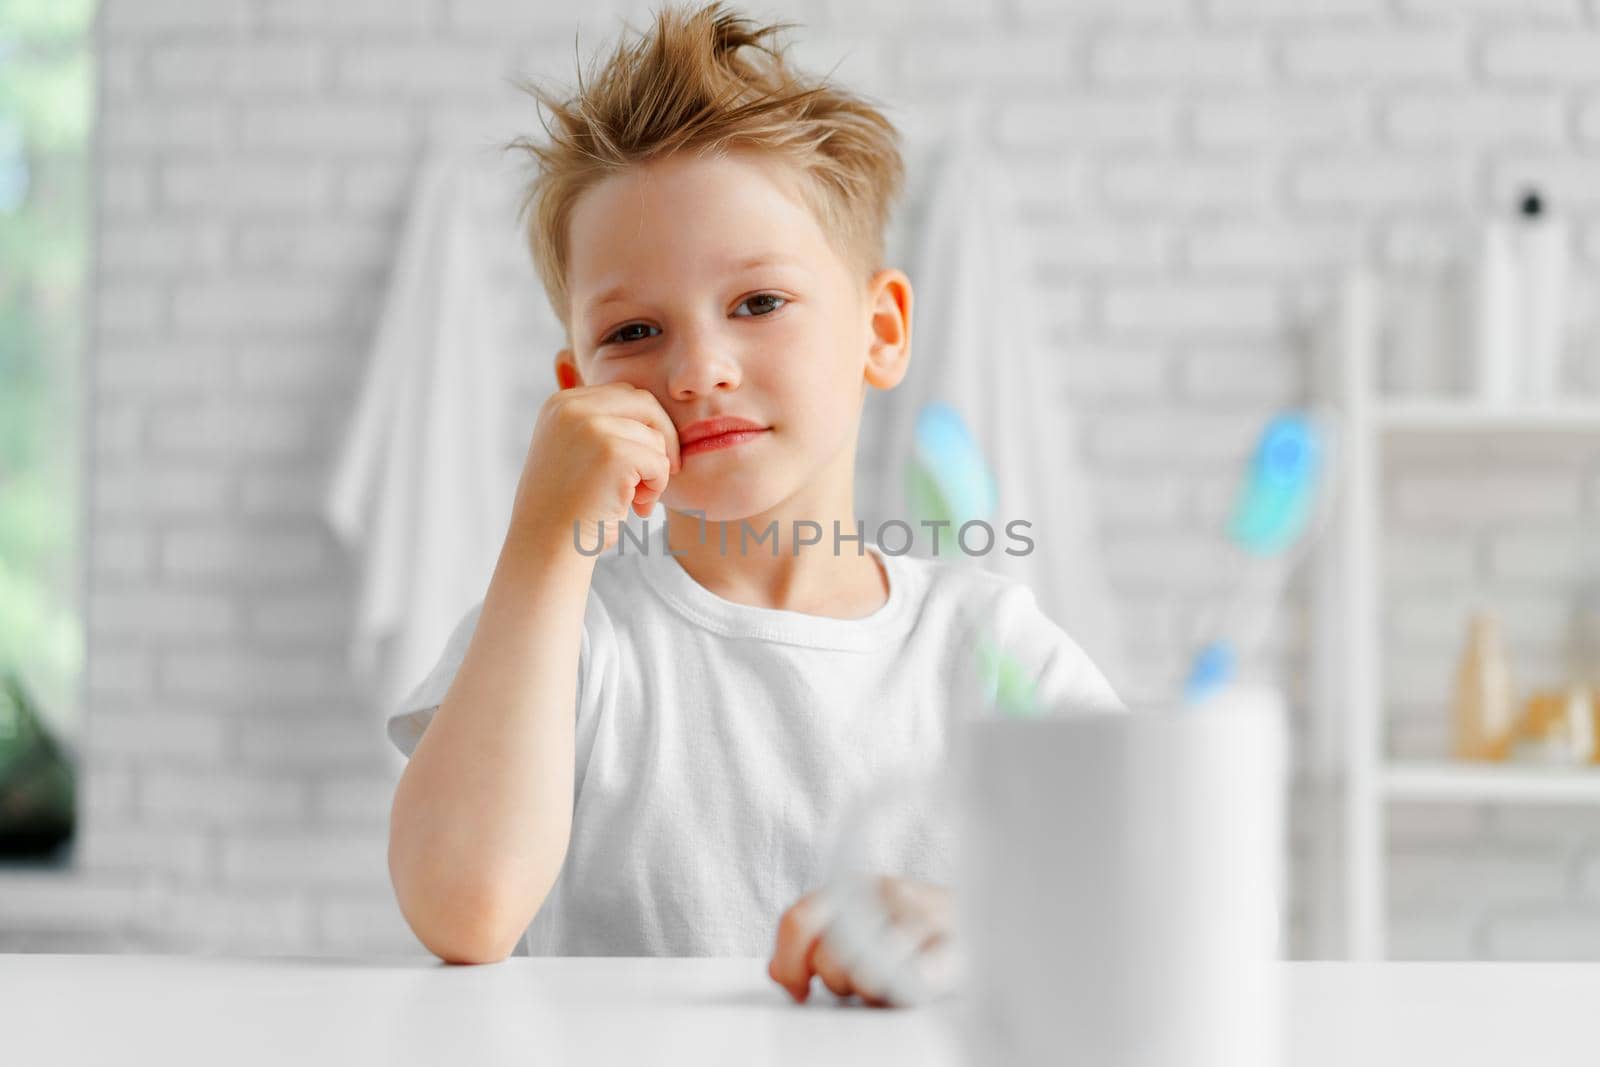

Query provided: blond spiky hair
[503,1,906,341]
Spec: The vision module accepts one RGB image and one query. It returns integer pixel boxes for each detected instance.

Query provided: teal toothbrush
[1185,410,1337,705]
[905,402,1038,718]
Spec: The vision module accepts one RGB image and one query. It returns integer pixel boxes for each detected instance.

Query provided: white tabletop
[2,954,1597,1066]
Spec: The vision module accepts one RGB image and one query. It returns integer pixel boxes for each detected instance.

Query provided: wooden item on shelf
[1505,688,1594,765]
[1451,612,1516,761]
[1590,687,1600,766]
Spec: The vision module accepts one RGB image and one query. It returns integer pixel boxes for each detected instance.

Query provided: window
[0,0,93,861]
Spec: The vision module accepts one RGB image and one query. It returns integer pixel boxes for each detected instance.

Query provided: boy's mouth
[679,416,770,460]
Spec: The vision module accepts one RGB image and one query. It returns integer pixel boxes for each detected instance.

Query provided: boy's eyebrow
[582,254,808,316]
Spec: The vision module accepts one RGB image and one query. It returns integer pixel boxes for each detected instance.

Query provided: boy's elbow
[407,887,532,965]
[426,924,517,966]
[390,858,545,965]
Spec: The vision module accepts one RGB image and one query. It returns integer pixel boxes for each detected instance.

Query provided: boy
[385,1,1123,1004]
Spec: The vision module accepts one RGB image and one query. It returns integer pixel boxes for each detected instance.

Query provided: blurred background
[5,0,1600,961]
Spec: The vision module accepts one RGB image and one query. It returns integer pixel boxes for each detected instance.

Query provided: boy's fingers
[811,937,855,999]
[603,383,682,474]
[766,958,808,1003]
[768,895,826,999]
[622,442,670,515]
[565,384,682,473]
[769,879,949,1008]
[594,415,671,471]
[594,412,664,446]
[633,482,664,516]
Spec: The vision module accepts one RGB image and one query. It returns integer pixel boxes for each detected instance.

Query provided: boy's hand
[511,381,682,554]
[767,876,952,1008]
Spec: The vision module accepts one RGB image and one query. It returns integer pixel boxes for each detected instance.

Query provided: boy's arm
[386,380,679,964]
[387,524,594,964]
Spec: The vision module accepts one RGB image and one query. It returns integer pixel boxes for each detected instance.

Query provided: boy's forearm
[388,521,594,963]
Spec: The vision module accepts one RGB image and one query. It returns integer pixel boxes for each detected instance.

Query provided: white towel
[324,148,514,731]
[872,107,1130,697]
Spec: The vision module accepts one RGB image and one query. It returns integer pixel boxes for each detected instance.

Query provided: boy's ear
[862,268,912,392]
[555,348,583,391]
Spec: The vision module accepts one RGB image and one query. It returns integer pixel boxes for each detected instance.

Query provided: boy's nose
[666,339,741,400]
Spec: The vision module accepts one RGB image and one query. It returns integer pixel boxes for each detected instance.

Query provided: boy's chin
[661,487,784,526]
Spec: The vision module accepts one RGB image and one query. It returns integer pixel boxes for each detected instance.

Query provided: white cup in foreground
[954,685,1288,1067]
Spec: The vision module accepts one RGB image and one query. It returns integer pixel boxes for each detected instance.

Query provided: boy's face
[556,149,911,524]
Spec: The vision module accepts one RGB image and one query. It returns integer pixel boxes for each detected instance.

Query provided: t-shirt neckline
[632,522,911,650]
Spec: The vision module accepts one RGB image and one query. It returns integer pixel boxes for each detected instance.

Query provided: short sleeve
[383,589,612,762]
[385,600,487,758]
[988,581,1127,716]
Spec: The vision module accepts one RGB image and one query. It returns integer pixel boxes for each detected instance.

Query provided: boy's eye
[607,322,660,345]
[600,293,788,347]
[732,292,787,318]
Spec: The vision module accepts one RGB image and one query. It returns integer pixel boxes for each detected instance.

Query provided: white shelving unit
[1326,275,1600,960]
[1384,762,1600,804]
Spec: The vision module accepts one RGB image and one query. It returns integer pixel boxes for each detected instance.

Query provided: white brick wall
[8,0,1600,960]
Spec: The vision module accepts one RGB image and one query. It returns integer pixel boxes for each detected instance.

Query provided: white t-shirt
[386,522,1124,957]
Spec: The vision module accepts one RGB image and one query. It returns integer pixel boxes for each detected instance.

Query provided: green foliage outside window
[0,0,94,858]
